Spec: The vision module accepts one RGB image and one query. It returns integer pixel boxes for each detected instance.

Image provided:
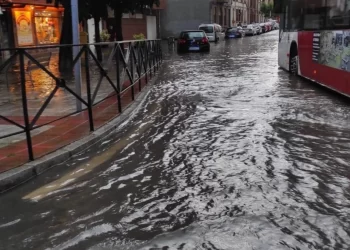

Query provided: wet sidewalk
[0,43,161,174]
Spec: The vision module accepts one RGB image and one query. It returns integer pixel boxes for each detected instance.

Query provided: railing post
[138,44,142,92]
[156,41,160,69]
[148,41,153,78]
[154,41,157,74]
[116,43,122,113]
[84,45,94,132]
[130,43,135,101]
[144,44,148,85]
[159,40,163,62]
[19,49,34,161]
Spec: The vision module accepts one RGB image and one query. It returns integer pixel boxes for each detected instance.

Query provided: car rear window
[181,32,205,39]
[199,26,214,33]
[227,28,238,32]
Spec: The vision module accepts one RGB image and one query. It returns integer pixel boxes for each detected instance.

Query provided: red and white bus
[275,0,350,96]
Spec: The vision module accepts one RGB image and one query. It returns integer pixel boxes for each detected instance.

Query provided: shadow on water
[1,31,350,250]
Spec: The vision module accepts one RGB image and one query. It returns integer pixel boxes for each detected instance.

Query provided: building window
[34,11,61,44]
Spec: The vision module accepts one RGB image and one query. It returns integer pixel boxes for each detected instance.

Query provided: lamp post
[71,0,82,111]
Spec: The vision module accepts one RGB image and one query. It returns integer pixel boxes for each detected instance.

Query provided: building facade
[160,0,265,38]
[160,0,212,38]
[0,0,166,51]
[0,0,63,49]
[210,0,232,28]
[233,0,264,25]
[231,0,248,25]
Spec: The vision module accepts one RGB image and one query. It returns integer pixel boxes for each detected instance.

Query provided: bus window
[288,0,304,30]
[304,1,327,30]
[326,0,350,29]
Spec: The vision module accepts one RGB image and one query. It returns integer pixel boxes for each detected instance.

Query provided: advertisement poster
[14,10,34,46]
[315,30,350,72]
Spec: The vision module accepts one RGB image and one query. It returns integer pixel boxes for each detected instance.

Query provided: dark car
[225,27,244,38]
[177,30,210,53]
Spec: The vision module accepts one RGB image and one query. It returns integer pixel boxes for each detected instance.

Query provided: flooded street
[2,30,350,249]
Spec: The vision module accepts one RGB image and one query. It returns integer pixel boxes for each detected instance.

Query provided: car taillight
[178,39,186,44]
[202,37,209,43]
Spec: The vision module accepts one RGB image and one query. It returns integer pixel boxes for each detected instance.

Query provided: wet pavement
[2,30,350,249]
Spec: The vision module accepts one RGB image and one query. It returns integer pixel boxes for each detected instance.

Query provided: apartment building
[160,0,263,38]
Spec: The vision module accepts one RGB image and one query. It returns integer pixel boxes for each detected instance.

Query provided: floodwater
[1,30,350,250]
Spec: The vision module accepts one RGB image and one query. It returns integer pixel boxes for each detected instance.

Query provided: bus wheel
[289,43,298,75]
[290,56,298,75]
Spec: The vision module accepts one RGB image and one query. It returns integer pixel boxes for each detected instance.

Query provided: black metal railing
[0,39,162,163]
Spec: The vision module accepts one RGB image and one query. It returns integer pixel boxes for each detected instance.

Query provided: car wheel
[290,55,298,75]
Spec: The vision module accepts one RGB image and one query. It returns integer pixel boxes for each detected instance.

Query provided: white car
[199,23,222,42]
[243,25,257,36]
[253,24,262,34]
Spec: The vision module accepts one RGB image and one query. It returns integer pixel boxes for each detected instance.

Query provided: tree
[49,0,89,73]
[109,0,159,42]
[88,0,108,61]
[260,2,274,18]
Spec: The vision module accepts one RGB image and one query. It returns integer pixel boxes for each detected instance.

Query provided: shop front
[12,5,63,47]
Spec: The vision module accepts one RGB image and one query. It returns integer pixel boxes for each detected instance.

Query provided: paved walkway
[0,48,154,173]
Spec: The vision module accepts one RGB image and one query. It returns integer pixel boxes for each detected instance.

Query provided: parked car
[199,23,222,42]
[253,24,262,34]
[225,27,244,38]
[267,19,279,30]
[243,25,257,36]
[177,30,210,53]
[260,23,267,33]
[267,22,273,31]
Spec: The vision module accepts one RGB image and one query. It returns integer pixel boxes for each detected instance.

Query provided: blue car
[225,27,244,39]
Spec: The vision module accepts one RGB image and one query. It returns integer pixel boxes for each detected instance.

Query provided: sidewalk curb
[0,75,158,193]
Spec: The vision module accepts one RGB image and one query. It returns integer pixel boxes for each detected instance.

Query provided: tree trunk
[59,0,73,74]
[114,8,124,58]
[114,8,123,42]
[94,16,102,62]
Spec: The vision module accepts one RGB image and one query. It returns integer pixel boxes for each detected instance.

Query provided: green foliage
[260,2,274,17]
[133,33,146,40]
[100,29,111,42]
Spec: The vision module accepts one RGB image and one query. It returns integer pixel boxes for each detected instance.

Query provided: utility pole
[71,0,82,111]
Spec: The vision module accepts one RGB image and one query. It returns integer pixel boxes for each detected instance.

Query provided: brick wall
[122,17,147,40]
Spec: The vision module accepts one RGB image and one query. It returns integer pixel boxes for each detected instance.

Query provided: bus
[275,0,350,97]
